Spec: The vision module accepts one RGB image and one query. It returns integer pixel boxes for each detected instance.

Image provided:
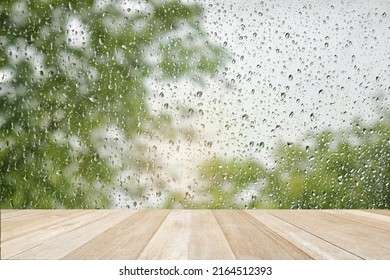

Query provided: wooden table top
[1,209,390,260]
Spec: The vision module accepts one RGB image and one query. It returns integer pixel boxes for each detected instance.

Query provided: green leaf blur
[0,0,224,208]
[1,1,388,210]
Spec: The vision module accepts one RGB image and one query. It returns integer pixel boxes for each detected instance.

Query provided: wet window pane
[1,0,389,209]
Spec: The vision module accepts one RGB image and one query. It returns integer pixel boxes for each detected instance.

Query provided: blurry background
[1,0,389,209]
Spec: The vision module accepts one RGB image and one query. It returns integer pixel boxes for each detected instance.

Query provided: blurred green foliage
[262,117,390,209]
[198,116,390,209]
[0,0,224,208]
[197,158,265,209]
[1,1,388,210]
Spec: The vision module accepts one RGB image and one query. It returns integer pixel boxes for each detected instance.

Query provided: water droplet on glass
[258,142,265,148]
[88,95,98,102]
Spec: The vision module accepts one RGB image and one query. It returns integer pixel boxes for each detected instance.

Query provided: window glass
[1,0,389,209]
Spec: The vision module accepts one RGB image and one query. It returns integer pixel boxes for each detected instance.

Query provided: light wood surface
[1,209,389,260]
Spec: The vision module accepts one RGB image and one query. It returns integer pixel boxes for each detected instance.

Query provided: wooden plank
[2,210,389,260]
[10,210,134,260]
[325,210,390,231]
[246,210,361,259]
[363,210,390,217]
[188,210,235,259]
[1,210,93,243]
[138,210,235,260]
[1,210,109,259]
[1,210,45,220]
[62,210,170,260]
[269,210,390,259]
[213,210,312,260]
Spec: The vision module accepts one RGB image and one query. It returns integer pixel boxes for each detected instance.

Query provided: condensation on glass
[0,0,389,209]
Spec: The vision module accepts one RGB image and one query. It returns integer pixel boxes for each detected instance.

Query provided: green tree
[194,115,390,210]
[193,157,266,209]
[262,117,390,209]
[0,0,224,208]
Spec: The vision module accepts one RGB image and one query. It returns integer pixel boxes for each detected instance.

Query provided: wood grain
[10,210,133,259]
[2,210,100,259]
[325,210,390,231]
[363,210,390,217]
[138,210,235,259]
[213,210,312,259]
[1,210,45,220]
[62,210,170,259]
[245,210,361,259]
[268,210,390,259]
[1,209,389,260]
[2,210,92,242]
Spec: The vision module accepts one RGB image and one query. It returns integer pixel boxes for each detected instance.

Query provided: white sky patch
[195,0,390,159]
[66,16,90,49]
[11,0,29,26]
[5,38,48,84]
[68,136,85,153]
[92,125,128,167]
[132,18,148,33]
[143,0,390,177]
[51,130,67,145]
[0,69,13,84]
[94,0,112,12]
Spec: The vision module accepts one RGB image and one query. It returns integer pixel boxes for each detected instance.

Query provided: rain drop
[196,91,203,97]
[242,114,249,120]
